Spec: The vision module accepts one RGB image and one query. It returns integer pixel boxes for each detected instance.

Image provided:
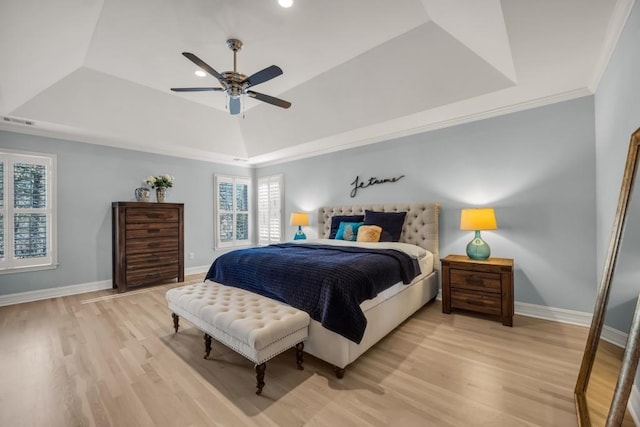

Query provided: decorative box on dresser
[112,202,184,292]
[441,254,514,326]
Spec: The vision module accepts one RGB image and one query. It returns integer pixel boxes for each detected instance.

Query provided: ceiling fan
[171,39,291,115]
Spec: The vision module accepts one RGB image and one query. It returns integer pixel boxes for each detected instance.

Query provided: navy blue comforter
[205,243,421,343]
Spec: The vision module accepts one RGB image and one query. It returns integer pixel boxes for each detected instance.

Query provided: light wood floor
[0,274,598,426]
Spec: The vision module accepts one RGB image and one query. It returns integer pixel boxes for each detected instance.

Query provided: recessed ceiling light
[194,70,206,77]
[278,0,293,8]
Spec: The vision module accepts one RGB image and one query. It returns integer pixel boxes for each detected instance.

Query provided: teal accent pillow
[335,222,364,241]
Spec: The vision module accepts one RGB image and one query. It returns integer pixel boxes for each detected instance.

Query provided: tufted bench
[166,281,310,395]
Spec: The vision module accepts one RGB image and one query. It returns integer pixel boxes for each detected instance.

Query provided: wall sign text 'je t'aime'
[350,175,406,198]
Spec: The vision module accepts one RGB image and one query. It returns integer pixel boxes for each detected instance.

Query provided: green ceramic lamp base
[293,226,306,240]
[466,230,491,260]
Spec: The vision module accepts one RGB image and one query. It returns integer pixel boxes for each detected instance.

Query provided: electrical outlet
[188,252,195,260]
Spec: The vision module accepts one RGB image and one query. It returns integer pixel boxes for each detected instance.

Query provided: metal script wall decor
[350,175,406,198]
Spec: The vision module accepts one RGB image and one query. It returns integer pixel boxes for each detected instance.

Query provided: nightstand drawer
[451,289,501,315]
[450,269,501,293]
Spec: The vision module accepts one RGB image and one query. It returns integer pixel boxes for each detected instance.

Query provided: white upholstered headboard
[317,202,440,269]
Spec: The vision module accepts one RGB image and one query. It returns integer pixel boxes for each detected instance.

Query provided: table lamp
[460,208,497,260]
[290,212,309,240]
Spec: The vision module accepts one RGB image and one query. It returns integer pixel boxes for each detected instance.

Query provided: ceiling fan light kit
[170,39,291,116]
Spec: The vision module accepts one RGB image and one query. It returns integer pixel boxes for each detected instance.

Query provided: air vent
[233,158,248,162]
[3,116,35,126]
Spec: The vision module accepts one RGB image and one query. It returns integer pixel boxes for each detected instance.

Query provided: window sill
[0,263,59,275]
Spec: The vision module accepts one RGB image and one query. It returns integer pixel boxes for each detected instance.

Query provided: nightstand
[441,254,514,326]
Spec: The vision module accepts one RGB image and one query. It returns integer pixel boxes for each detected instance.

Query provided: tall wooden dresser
[112,202,184,292]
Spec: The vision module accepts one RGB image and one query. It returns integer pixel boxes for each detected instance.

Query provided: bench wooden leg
[295,342,304,370]
[255,363,266,395]
[204,334,212,359]
[334,366,345,379]
[171,313,179,333]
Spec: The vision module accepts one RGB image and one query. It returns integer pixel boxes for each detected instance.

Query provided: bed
[208,202,440,376]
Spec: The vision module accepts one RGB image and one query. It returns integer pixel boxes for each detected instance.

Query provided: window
[258,174,283,245]
[214,175,251,248]
[0,150,56,273]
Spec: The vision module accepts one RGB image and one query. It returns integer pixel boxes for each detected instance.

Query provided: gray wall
[258,96,598,312]
[595,1,640,332]
[0,130,251,295]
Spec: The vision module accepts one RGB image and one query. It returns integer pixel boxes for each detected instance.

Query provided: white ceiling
[0,0,633,166]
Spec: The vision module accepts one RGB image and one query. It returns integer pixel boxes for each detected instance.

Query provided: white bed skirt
[304,271,439,369]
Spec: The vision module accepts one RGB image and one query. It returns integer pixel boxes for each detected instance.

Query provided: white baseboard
[0,279,112,307]
[602,324,630,348]
[514,302,630,348]
[186,265,210,275]
[515,301,593,327]
[0,265,211,307]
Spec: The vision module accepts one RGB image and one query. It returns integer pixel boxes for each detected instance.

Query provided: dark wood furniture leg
[172,313,180,333]
[255,363,266,395]
[334,366,345,379]
[204,334,212,359]
[295,342,304,370]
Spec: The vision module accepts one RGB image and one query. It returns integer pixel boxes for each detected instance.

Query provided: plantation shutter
[258,175,283,245]
[215,175,251,248]
[0,160,4,261]
[0,151,56,272]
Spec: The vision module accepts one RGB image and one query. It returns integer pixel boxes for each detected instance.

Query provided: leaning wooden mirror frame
[575,127,640,426]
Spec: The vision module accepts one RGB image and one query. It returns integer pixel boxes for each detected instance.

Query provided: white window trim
[0,149,57,274]
[214,174,251,249]
[258,174,284,245]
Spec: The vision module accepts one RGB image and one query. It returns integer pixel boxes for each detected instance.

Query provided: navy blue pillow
[329,215,364,239]
[364,210,406,242]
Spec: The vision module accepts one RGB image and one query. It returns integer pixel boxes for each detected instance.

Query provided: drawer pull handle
[466,277,484,285]
[148,229,160,233]
[148,243,160,248]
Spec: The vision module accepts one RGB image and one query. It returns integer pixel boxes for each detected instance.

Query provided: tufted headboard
[317,202,440,269]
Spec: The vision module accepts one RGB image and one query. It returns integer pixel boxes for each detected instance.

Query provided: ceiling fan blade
[182,52,224,81]
[247,90,291,109]
[170,87,224,92]
[229,97,241,115]
[244,65,283,88]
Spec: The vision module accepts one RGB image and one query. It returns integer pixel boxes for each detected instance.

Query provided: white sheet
[288,238,434,312]
[289,238,428,259]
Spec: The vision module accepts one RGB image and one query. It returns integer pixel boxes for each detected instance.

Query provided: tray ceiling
[0,0,629,165]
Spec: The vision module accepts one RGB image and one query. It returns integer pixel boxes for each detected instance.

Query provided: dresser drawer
[126,251,180,270]
[125,223,179,239]
[126,238,179,254]
[450,269,501,293]
[126,265,180,287]
[451,289,501,315]
[126,208,180,223]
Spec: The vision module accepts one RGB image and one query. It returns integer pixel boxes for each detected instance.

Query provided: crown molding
[588,0,636,92]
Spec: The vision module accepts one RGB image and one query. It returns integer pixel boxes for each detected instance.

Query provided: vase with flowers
[145,174,175,203]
